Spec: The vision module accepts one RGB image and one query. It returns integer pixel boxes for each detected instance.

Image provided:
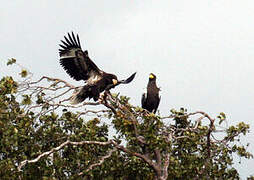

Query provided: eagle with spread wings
[59,32,136,104]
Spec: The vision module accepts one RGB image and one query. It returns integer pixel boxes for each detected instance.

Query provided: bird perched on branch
[59,32,136,104]
[141,73,160,113]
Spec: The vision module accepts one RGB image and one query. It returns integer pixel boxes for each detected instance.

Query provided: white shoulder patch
[60,55,76,59]
[87,72,102,84]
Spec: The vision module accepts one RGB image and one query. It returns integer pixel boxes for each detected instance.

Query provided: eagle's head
[104,73,118,89]
[104,72,136,91]
[149,73,156,81]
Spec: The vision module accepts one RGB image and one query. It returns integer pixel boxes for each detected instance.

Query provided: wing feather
[141,93,146,108]
[60,40,69,47]
[71,32,79,46]
[59,32,101,81]
[118,72,137,84]
[154,95,161,113]
[64,35,72,46]
[104,72,136,90]
[59,44,67,49]
[77,34,81,47]
[67,33,75,46]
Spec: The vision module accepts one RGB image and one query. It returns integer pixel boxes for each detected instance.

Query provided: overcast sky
[1,0,254,178]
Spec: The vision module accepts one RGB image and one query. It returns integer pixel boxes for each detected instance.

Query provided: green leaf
[21,94,32,105]
[7,58,16,66]
[20,69,28,78]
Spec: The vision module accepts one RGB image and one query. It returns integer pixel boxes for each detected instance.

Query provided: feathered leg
[70,85,100,104]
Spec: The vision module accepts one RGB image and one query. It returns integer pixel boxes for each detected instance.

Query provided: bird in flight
[59,32,136,104]
[141,73,160,113]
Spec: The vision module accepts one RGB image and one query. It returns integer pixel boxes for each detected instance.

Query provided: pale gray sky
[1,0,254,178]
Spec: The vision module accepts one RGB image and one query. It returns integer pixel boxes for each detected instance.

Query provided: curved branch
[18,140,113,171]
[30,76,75,89]
[111,141,161,177]
[78,148,117,176]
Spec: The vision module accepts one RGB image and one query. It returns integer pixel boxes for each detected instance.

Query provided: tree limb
[78,148,117,176]
[18,140,113,171]
[111,141,161,177]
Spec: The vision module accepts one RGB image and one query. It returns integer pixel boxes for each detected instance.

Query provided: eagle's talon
[98,93,105,103]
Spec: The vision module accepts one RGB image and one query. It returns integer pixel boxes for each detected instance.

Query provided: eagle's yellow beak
[112,79,118,85]
[149,74,155,79]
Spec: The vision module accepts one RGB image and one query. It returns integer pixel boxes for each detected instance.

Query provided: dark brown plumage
[59,32,136,104]
[141,73,160,113]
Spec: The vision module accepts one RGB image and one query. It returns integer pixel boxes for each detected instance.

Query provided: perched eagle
[59,32,136,104]
[141,73,160,113]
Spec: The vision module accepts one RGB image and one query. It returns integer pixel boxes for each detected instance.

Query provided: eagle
[59,32,136,104]
[141,73,160,113]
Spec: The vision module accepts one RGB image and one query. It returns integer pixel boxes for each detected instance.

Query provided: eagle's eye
[112,79,118,85]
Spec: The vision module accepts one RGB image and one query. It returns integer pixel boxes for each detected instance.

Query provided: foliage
[0,61,252,179]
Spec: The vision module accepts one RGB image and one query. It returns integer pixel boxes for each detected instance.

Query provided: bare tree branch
[162,153,170,180]
[78,148,117,176]
[77,109,110,118]
[154,149,162,166]
[18,140,113,171]
[29,76,75,89]
[111,141,161,177]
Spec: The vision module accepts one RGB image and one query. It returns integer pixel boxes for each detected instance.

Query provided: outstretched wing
[118,72,137,84]
[141,93,147,108]
[59,32,101,82]
[105,72,137,90]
